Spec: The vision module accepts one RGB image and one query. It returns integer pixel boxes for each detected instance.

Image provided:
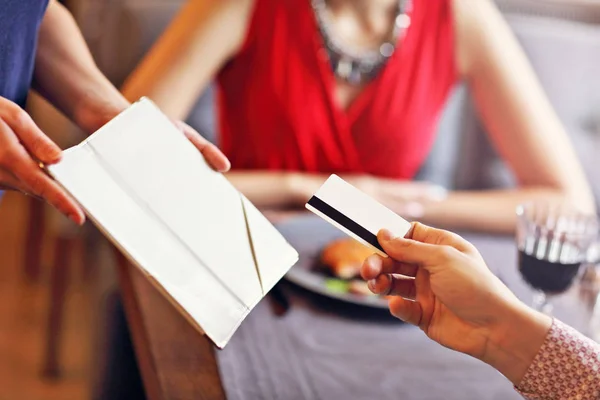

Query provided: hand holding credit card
[305,175,412,256]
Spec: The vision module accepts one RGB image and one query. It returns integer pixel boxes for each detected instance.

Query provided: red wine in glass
[516,202,598,315]
[518,249,582,294]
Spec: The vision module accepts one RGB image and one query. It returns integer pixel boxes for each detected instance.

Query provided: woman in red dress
[122,0,594,233]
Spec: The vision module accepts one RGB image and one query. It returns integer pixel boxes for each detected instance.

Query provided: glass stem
[533,291,553,315]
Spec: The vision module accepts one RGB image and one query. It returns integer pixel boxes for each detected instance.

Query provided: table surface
[119,215,598,400]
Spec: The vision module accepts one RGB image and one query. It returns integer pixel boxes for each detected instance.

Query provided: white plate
[277,215,389,309]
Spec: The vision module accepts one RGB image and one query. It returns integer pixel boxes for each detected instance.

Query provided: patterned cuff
[515,319,600,400]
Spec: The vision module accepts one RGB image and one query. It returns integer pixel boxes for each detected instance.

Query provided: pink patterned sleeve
[516,319,600,400]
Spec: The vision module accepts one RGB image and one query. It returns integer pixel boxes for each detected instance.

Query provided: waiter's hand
[0,96,85,224]
[0,96,231,225]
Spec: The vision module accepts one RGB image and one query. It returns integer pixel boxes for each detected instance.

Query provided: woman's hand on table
[288,173,446,217]
[361,222,552,385]
[340,175,447,218]
[226,172,446,213]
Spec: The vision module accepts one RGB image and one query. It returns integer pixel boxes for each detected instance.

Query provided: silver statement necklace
[312,0,412,85]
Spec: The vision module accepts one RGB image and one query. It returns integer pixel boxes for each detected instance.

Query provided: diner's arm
[120,0,255,118]
[226,171,448,212]
[415,189,569,234]
[515,319,600,399]
[362,224,600,400]
[426,0,596,232]
[228,170,570,234]
[226,171,310,209]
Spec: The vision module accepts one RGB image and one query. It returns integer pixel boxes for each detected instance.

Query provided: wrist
[482,300,552,385]
[73,87,130,134]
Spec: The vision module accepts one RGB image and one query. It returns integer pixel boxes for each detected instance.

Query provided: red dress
[217,0,456,179]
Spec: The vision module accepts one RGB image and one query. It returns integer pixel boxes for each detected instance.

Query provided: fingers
[0,121,84,224]
[0,171,45,201]
[377,222,478,266]
[377,229,443,265]
[361,254,418,280]
[367,274,416,299]
[405,222,475,253]
[388,296,423,326]
[201,144,231,173]
[0,169,44,201]
[15,161,84,224]
[0,97,62,163]
[0,169,27,192]
[175,121,231,172]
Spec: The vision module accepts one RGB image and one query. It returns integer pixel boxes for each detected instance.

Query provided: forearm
[33,1,129,134]
[483,300,600,400]
[120,0,252,120]
[481,302,552,386]
[414,187,589,234]
[515,319,600,399]
[453,0,595,233]
[226,171,325,209]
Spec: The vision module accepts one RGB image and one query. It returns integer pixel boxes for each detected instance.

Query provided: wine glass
[516,202,599,315]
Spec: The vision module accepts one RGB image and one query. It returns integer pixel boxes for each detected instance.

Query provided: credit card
[305,175,412,256]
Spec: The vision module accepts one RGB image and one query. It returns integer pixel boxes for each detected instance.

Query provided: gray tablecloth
[217,216,593,400]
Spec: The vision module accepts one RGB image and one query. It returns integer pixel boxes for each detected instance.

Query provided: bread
[320,238,374,279]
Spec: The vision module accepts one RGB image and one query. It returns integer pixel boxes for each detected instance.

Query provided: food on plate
[320,238,374,279]
[324,278,377,297]
[317,239,389,302]
[324,278,351,294]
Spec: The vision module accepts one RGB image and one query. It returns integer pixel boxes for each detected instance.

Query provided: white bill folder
[47,98,299,348]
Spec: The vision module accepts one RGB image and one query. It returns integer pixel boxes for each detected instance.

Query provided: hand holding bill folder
[46,98,299,348]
